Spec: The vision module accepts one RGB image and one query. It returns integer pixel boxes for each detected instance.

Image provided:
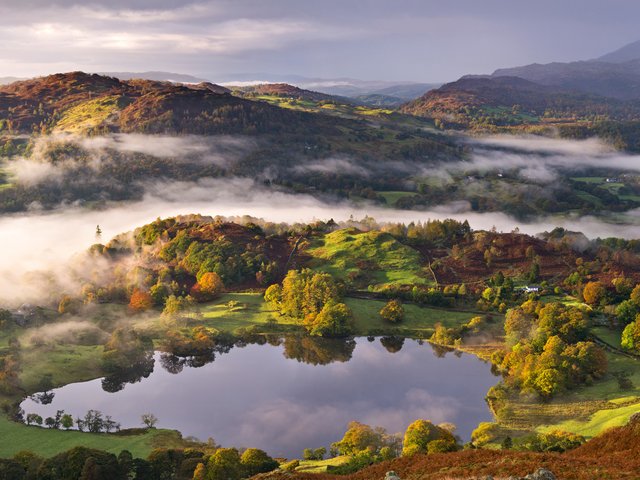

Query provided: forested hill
[0,72,341,135]
[400,75,640,129]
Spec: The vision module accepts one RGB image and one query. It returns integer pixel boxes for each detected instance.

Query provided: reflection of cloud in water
[20,339,497,458]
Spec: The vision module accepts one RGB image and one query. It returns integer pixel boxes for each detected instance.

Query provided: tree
[128,289,152,312]
[308,302,354,337]
[190,272,224,302]
[504,307,533,346]
[263,284,282,307]
[61,414,74,430]
[83,410,104,433]
[582,281,605,305]
[192,462,206,480]
[616,300,639,326]
[380,300,405,323]
[621,316,640,352]
[141,413,158,428]
[26,413,42,426]
[402,419,456,456]
[630,284,640,306]
[528,262,540,283]
[533,368,563,398]
[240,448,278,476]
[207,448,242,480]
[162,295,194,318]
[58,295,80,315]
[332,421,385,456]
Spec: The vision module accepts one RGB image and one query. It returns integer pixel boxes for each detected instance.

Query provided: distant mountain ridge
[491,40,640,100]
[596,39,640,63]
[99,71,209,84]
[400,39,640,129]
[229,82,353,104]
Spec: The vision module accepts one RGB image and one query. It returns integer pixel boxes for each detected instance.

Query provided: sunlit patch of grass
[296,455,350,473]
[306,228,428,288]
[54,95,130,133]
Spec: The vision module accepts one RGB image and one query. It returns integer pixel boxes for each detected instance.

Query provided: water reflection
[20,336,498,458]
[283,336,356,365]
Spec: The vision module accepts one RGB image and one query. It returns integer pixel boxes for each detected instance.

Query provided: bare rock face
[523,468,557,480]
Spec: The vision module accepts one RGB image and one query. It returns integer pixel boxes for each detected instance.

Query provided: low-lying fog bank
[1,176,639,304]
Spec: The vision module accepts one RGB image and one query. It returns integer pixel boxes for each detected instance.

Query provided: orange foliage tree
[129,289,152,312]
[190,272,225,302]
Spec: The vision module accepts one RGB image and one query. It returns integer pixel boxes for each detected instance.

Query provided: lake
[20,336,498,458]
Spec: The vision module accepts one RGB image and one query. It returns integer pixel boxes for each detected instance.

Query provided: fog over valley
[1,174,639,305]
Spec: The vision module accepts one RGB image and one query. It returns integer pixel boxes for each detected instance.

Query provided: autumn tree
[332,421,386,456]
[630,284,640,305]
[402,419,457,456]
[582,281,605,305]
[190,272,224,302]
[380,300,405,323]
[240,448,278,476]
[207,448,242,480]
[308,302,354,337]
[265,269,351,336]
[128,289,152,312]
[192,462,206,480]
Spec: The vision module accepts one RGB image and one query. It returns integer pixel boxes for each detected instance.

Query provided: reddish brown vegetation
[0,72,337,135]
[260,418,640,479]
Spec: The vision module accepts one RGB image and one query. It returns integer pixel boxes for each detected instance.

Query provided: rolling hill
[0,72,339,135]
[400,75,640,128]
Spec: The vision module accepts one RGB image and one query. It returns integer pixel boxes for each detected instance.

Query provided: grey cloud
[1,1,639,81]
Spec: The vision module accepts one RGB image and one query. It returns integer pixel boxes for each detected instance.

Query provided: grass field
[345,297,479,335]
[295,455,349,473]
[18,344,104,393]
[306,229,428,288]
[197,292,300,332]
[0,416,189,458]
[496,330,640,441]
[537,396,640,437]
[197,293,481,337]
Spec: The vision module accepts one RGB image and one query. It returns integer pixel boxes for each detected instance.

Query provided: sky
[1,0,639,82]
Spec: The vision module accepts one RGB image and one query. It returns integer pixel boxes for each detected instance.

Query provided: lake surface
[21,337,498,458]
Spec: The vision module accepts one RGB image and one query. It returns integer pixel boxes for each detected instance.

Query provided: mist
[2,175,639,305]
[3,133,256,187]
[457,135,640,182]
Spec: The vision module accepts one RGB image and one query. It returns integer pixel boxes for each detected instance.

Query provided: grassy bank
[0,416,189,458]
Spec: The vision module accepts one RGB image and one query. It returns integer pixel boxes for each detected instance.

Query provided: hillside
[400,75,640,128]
[260,416,640,479]
[0,72,338,135]
[231,83,352,104]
